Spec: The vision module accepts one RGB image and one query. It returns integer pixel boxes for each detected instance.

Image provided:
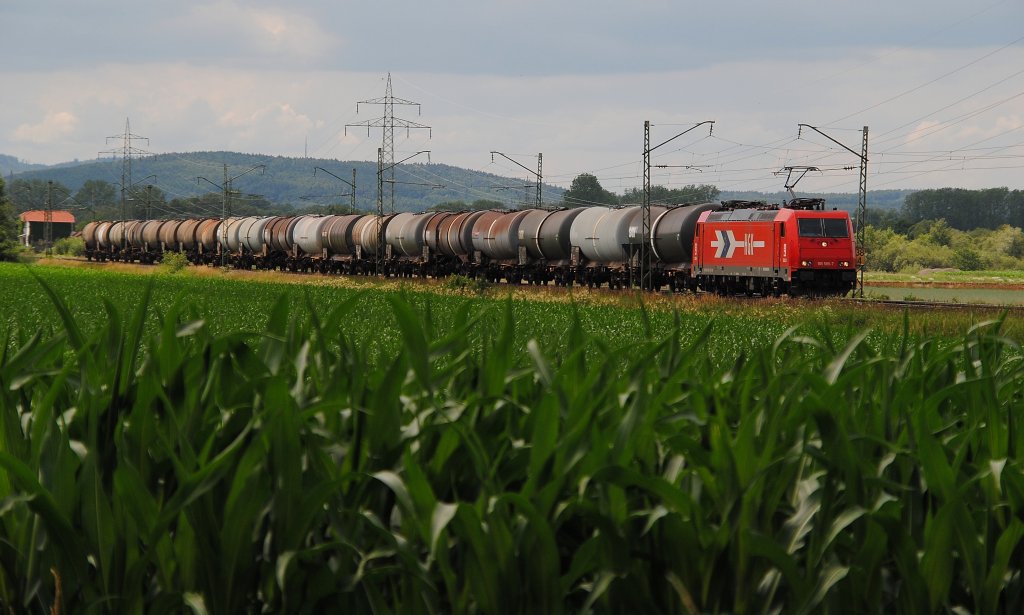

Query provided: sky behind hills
[2,0,1022,201]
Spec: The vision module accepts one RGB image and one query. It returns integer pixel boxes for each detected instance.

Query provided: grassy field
[3,261,1022,358]
[865,269,1024,286]
[866,285,1024,305]
[2,261,1024,613]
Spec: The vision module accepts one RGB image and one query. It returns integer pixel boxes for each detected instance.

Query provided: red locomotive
[693,198,856,296]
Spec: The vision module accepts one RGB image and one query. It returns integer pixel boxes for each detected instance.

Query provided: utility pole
[143,185,154,221]
[313,166,357,212]
[375,149,434,275]
[346,73,431,213]
[100,118,149,251]
[198,163,265,266]
[797,124,869,297]
[490,151,543,208]
[642,120,715,290]
[377,148,384,275]
[45,180,53,256]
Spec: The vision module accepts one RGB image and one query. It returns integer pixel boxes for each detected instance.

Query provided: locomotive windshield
[798,218,849,238]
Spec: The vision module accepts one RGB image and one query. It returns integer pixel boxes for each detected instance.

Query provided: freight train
[80,198,857,296]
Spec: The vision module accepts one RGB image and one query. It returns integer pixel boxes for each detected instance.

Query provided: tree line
[560,173,721,206]
[5,178,301,225]
[867,188,1024,232]
[0,177,19,260]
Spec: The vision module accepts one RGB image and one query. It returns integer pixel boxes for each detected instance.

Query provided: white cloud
[1,40,1023,193]
[12,111,79,143]
[169,1,339,63]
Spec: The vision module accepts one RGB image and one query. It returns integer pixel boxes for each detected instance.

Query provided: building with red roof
[18,210,76,247]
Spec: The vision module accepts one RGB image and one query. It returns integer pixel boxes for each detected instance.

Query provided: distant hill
[5,150,914,213]
[6,151,565,212]
[0,153,51,177]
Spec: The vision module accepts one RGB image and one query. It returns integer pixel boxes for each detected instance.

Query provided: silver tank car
[351,214,395,256]
[321,214,364,256]
[424,212,454,254]
[569,206,642,264]
[94,221,114,250]
[219,217,246,253]
[106,221,138,249]
[385,212,433,257]
[239,216,273,253]
[650,202,721,267]
[81,221,100,250]
[291,216,332,256]
[126,220,146,249]
[520,208,585,262]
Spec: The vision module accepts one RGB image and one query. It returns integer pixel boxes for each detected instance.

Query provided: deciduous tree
[562,173,618,207]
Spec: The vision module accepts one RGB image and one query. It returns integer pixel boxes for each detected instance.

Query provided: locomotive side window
[798,219,824,237]
[822,219,849,237]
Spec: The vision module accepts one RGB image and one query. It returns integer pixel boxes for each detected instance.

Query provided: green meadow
[1,262,1023,613]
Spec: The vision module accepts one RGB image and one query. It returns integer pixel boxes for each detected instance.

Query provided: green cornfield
[1,263,1023,613]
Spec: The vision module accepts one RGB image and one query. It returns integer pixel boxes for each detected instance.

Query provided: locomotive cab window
[822,219,849,238]
[798,219,824,237]
[798,218,849,238]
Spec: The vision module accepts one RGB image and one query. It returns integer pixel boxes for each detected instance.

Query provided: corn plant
[0,274,1023,613]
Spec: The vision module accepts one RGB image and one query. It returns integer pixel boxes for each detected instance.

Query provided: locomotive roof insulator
[784,197,826,211]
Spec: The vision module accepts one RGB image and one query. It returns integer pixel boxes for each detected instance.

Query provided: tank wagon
[81,198,857,296]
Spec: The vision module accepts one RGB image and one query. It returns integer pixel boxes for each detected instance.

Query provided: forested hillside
[8,151,565,214]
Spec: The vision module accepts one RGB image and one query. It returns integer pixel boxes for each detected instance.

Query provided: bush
[52,236,85,257]
[159,251,189,273]
[952,246,983,271]
[442,273,489,295]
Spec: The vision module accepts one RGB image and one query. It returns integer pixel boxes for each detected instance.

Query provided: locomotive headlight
[840,260,850,267]
[821,241,828,247]
[801,260,810,267]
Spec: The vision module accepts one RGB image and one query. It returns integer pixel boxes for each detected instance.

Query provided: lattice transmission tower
[100,118,149,248]
[346,73,431,213]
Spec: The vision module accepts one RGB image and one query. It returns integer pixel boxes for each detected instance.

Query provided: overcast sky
[2,0,1022,198]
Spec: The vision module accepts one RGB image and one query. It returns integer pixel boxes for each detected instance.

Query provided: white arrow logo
[711,230,765,258]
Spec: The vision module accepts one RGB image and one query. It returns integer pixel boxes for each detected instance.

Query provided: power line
[825,32,1024,127]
